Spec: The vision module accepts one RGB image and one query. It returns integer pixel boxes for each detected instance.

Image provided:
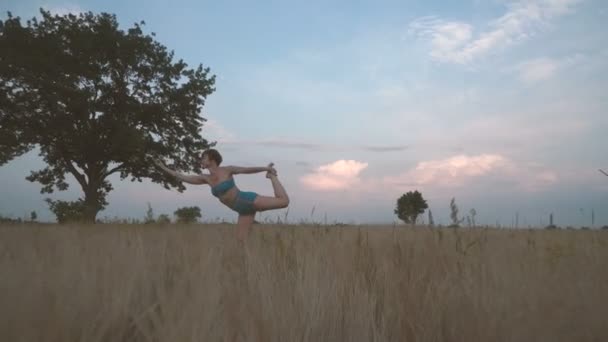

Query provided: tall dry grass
[1,223,607,341]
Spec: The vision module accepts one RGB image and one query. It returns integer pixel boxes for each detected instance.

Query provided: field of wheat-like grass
[1,223,607,341]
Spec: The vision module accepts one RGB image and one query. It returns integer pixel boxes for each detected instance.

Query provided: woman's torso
[206,167,240,207]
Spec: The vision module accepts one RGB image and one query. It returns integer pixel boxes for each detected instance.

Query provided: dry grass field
[1,223,607,341]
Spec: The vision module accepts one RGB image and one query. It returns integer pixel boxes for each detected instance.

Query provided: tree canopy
[0,9,216,222]
[394,190,428,225]
[174,206,201,224]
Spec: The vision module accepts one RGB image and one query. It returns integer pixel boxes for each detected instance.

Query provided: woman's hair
[201,149,223,166]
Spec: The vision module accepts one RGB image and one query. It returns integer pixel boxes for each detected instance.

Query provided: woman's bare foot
[266,163,277,178]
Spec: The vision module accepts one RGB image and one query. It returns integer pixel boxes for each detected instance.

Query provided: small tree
[157,214,171,224]
[545,212,557,229]
[394,191,428,225]
[174,206,201,224]
[428,209,435,227]
[144,203,155,224]
[30,211,37,222]
[469,208,477,227]
[46,198,86,223]
[449,197,462,228]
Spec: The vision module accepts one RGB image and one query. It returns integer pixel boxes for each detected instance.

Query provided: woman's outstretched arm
[227,165,273,175]
[153,159,208,185]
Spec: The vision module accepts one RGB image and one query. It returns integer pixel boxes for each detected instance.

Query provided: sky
[1,0,607,226]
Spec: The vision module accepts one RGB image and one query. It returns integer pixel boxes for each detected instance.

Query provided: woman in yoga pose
[153,149,289,240]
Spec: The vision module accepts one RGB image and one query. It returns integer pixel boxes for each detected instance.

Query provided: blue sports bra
[211,178,235,197]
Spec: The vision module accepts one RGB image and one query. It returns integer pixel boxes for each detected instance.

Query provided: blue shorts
[232,191,258,215]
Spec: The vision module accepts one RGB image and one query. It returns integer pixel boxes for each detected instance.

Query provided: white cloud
[384,154,510,188]
[517,58,560,82]
[515,54,585,83]
[300,160,369,191]
[408,17,474,63]
[409,0,582,64]
[46,4,84,16]
[297,155,559,195]
[203,119,237,143]
[383,154,558,192]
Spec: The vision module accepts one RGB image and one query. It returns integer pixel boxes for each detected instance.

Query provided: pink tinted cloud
[383,154,558,192]
[300,160,368,191]
[385,154,510,188]
[299,155,559,194]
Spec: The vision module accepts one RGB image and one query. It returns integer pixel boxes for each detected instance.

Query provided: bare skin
[153,155,289,240]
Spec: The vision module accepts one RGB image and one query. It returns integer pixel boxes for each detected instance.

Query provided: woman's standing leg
[236,214,255,241]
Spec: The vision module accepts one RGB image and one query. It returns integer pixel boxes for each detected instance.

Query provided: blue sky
[1,0,607,226]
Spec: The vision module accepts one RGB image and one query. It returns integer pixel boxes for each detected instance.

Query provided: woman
[153,149,289,240]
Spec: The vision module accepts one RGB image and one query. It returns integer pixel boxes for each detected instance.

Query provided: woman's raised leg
[253,170,289,212]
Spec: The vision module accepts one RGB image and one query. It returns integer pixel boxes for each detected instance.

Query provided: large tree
[394,190,428,226]
[0,10,216,222]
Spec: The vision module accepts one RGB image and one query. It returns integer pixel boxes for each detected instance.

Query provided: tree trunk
[82,183,102,223]
[82,199,99,223]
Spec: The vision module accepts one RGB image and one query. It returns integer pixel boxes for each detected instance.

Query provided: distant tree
[174,206,201,224]
[30,210,37,222]
[449,197,463,228]
[0,10,216,223]
[469,208,477,227]
[157,214,171,224]
[544,213,558,229]
[144,203,155,224]
[394,191,428,225]
[428,209,435,227]
[0,214,25,224]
